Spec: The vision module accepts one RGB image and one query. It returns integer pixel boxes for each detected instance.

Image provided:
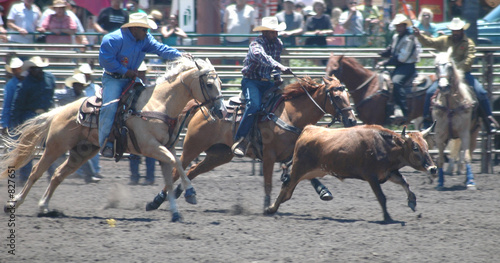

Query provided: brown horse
[1,57,226,222]
[146,76,357,212]
[325,54,432,127]
[431,49,479,190]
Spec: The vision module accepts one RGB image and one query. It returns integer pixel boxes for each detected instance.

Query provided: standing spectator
[0,5,8,42]
[327,7,345,46]
[339,0,364,46]
[38,0,88,45]
[94,0,129,34]
[161,14,187,46]
[223,0,256,46]
[7,0,42,44]
[231,16,293,157]
[1,57,24,132]
[303,0,333,46]
[74,63,103,179]
[38,0,77,46]
[129,61,156,185]
[10,56,56,183]
[276,0,304,47]
[414,8,438,37]
[98,13,184,158]
[356,0,382,35]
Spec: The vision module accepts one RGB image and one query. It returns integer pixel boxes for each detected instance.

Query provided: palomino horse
[146,76,357,212]
[326,54,432,126]
[1,57,226,222]
[431,49,478,190]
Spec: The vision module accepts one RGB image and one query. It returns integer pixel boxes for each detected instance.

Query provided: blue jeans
[235,78,274,141]
[99,74,138,148]
[129,154,156,182]
[424,71,492,117]
[391,63,415,117]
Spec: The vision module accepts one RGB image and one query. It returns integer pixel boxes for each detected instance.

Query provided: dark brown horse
[326,54,433,127]
[146,76,357,212]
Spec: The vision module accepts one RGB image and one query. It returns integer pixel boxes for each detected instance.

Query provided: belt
[245,76,270,82]
[104,71,125,79]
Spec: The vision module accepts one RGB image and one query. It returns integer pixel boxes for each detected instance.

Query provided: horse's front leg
[460,134,476,190]
[436,141,447,190]
[170,148,197,205]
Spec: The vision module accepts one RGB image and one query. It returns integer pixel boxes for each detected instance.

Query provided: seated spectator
[303,0,333,46]
[94,0,129,34]
[276,0,304,47]
[7,0,42,44]
[327,7,345,46]
[414,8,439,37]
[161,14,187,46]
[38,0,77,46]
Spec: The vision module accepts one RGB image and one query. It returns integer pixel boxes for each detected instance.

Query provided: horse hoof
[264,207,276,215]
[319,189,333,201]
[174,184,184,199]
[184,187,197,205]
[171,212,182,222]
[145,191,166,211]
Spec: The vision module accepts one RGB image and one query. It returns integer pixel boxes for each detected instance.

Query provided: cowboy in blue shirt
[98,13,184,158]
[231,16,293,157]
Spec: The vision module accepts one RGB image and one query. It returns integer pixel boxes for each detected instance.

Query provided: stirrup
[231,138,248,158]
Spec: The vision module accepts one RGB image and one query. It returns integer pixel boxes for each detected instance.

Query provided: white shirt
[7,2,41,43]
[223,4,256,43]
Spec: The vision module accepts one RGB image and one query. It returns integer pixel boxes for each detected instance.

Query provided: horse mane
[156,57,213,85]
[340,56,372,75]
[282,76,323,100]
[434,51,474,102]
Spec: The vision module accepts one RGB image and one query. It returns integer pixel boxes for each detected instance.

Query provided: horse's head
[432,48,459,94]
[188,58,227,120]
[323,76,357,127]
[325,53,344,78]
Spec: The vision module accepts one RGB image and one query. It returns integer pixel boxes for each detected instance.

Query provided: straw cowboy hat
[447,17,470,30]
[391,14,412,27]
[74,63,93,74]
[52,0,67,8]
[22,56,49,71]
[253,16,286,32]
[65,73,90,87]
[122,13,158,30]
[5,57,23,74]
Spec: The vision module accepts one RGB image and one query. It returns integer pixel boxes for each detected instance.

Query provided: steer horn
[421,121,437,138]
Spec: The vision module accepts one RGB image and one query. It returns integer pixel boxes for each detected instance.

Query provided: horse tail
[0,106,65,179]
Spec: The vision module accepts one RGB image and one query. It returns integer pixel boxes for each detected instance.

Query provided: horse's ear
[401,126,407,138]
[447,47,453,57]
[323,76,330,84]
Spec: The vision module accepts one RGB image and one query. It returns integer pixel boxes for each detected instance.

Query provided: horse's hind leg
[388,170,416,212]
[4,146,67,213]
[38,142,99,213]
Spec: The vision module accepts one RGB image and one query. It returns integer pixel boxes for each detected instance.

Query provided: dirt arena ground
[1,155,499,262]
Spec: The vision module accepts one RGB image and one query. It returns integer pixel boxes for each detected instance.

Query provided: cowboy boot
[231,137,249,158]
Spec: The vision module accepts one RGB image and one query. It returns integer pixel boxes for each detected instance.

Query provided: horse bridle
[435,61,454,93]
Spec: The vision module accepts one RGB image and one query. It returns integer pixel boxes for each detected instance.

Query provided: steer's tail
[0,107,65,179]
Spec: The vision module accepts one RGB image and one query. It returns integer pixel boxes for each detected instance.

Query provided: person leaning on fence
[414,8,439,38]
[414,17,499,133]
[302,0,333,46]
[376,14,421,124]
[231,16,294,157]
[98,13,186,158]
[6,0,42,44]
[94,0,129,35]
[38,0,77,46]
[339,0,364,47]
[276,0,304,47]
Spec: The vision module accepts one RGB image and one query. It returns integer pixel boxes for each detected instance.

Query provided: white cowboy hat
[122,12,158,30]
[391,14,412,27]
[65,73,90,87]
[22,56,49,71]
[253,16,287,32]
[447,17,470,31]
[5,57,23,74]
[74,63,93,74]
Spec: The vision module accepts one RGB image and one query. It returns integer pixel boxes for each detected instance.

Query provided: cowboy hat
[149,10,163,21]
[122,13,158,30]
[52,0,67,8]
[65,73,90,87]
[253,16,286,32]
[138,61,148,72]
[22,56,49,71]
[391,14,412,27]
[74,63,93,74]
[447,17,470,31]
[5,57,23,74]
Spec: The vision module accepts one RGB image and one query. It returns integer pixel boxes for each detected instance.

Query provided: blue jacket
[10,72,56,127]
[1,77,21,129]
[99,28,182,74]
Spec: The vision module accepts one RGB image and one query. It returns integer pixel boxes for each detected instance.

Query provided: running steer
[265,123,437,223]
